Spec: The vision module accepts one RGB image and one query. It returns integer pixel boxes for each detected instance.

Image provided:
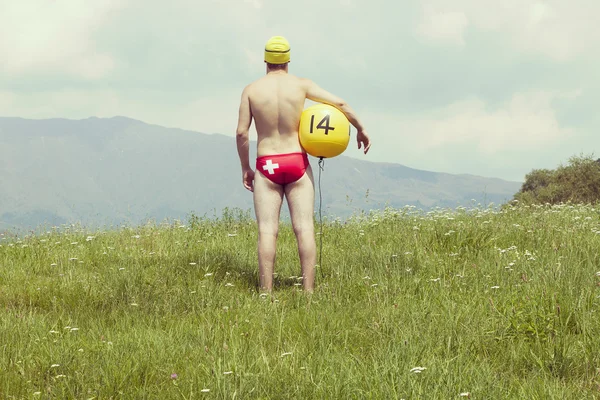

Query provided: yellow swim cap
[264,36,290,64]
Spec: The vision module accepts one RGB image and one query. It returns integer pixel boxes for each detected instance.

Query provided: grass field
[1,203,600,399]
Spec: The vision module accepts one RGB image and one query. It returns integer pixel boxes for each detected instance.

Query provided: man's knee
[258,225,279,238]
[293,222,314,238]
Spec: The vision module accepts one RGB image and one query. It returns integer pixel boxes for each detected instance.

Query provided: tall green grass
[1,203,600,399]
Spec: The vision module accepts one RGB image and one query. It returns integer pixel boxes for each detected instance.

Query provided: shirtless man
[235,36,371,292]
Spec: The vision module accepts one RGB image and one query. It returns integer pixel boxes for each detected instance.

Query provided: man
[236,36,371,293]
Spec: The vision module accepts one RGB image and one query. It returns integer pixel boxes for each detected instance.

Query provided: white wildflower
[223,371,233,375]
[204,273,213,277]
[225,283,234,287]
[189,262,197,265]
[201,389,210,393]
[410,367,426,373]
[50,364,60,368]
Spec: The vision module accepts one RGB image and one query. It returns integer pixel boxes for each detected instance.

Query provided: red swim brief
[256,152,309,186]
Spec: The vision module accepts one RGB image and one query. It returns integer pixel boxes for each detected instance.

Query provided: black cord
[317,157,324,279]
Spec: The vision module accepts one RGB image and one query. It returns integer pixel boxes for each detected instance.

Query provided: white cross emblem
[263,159,279,175]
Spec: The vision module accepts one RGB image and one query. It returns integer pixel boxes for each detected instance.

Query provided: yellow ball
[299,103,351,158]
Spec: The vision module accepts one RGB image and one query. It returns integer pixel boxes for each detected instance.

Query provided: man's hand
[243,168,255,192]
[357,130,371,154]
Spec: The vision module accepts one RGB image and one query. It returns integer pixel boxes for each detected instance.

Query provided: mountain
[0,116,521,231]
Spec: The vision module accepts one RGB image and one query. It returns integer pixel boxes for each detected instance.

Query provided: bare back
[246,72,307,156]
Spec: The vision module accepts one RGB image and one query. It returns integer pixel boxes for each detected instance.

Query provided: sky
[1,0,598,182]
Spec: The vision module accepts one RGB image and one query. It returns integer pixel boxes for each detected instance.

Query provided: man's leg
[253,170,284,292]
[284,166,317,292]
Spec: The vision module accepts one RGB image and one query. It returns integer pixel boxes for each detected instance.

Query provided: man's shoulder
[296,76,314,87]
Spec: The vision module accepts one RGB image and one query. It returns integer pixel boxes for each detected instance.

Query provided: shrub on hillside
[513,154,600,205]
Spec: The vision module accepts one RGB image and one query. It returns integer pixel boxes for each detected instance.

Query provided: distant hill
[0,116,521,230]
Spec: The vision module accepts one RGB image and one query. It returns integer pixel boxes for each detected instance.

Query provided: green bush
[514,154,600,205]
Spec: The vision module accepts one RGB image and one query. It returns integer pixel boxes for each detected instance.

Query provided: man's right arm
[302,78,371,154]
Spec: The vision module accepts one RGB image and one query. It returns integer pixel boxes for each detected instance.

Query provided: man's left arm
[236,86,254,191]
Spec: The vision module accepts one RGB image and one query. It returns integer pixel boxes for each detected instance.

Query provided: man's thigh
[284,165,315,232]
[253,171,284,233]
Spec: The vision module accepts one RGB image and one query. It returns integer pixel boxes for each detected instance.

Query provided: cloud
[415,0,600,61]
[366,90,574,153]
[0,89,122,120]
[0,0,122,79]
[358,90,583,180]
[416,7,469,46]
[420,92,573,152]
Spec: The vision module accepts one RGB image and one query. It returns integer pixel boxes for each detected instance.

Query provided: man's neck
[266,64,288,75]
